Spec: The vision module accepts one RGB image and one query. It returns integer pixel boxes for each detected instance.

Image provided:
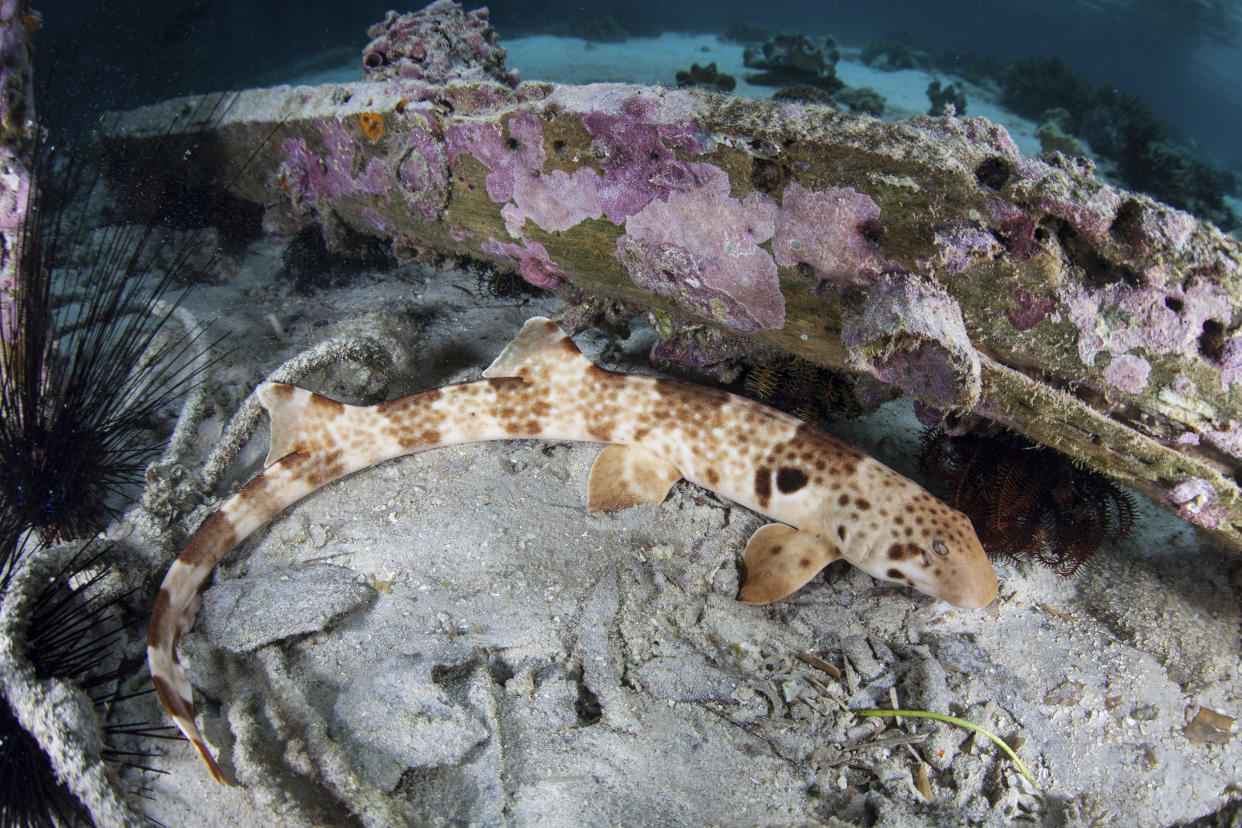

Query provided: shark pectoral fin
[587,444,683,513]
[738,524,842,605]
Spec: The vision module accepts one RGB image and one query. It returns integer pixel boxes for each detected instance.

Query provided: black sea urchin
[0,91,264,826]
[0,95,238,558]
[1,539,178,827]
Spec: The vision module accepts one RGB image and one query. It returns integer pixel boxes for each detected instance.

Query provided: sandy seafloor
[109,33,1242,828]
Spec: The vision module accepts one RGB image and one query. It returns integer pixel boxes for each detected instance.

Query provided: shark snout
[941,560,998,608]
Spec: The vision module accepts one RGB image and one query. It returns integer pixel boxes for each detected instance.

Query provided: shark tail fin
[256,382,351,468]
[482,316,594,383]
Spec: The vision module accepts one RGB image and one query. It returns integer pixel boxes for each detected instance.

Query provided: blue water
[36,0,1242,224]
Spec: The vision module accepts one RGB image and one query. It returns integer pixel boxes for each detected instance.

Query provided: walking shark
[148,316,997,782]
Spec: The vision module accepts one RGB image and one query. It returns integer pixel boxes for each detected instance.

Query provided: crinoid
[741,356,862,424]
[919,427,1135,575]
[475,261,542,300]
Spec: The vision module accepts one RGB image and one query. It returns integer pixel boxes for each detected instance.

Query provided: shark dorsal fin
[256,382,345,467]
[482,316,593,382]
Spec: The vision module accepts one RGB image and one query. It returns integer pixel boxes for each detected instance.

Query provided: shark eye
[931,539,950,557]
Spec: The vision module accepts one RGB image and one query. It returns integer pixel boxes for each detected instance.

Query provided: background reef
[36,0,1242,183]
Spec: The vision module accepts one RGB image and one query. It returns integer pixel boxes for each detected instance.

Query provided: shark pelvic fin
[738,524,841,604]
[587,444,683,512]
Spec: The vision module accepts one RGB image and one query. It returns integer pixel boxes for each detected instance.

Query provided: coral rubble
[1000,56,1237,229]
[675,62,736,93]
[926,79,967,116]
[362,1,517,87]
[860,38,927,71]
[743,33,843,93]
[834,87,885,117]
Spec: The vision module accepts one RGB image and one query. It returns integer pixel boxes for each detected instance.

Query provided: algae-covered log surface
[102,79,1242,550]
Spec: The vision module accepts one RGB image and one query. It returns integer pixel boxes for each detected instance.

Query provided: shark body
[149,316,997,782]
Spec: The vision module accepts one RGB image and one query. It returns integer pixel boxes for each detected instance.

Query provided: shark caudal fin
[256,383,350,468]
[482,317,594,383]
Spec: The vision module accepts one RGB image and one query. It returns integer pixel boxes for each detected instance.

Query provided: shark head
[841,489,997,608]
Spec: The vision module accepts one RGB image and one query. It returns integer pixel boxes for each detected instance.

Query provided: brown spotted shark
[148,316,997,782]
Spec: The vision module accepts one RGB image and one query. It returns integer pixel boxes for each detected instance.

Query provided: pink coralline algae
[480,237,566,289]
[1218,336,1242,387]
[442,88,724,310]
[446,113,602,234]
[1012,155,1120,241]
[395,107,451,221]
[772,182,884,293]
[1168,477,1228,530]
[1005,281,1056,331]
[360,207,395,235]
[616,163,783,333]
[840,273,981,412]
[1203,423,1242,460]
[581,111,706,223]
[0,151,29,340]
[1061,278,1231,367]
[1033,189,1118,240]
[987,199,1040,261]
[1112,199,1197,254]
[362,2,517,87]
[283,122,385,203]
[280,108,449,223]
[1102,353,1152,394]
[445,121,514,198]
[932,221,1002,276]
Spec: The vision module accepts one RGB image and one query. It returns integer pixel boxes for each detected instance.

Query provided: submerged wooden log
[100,78,1242,551]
